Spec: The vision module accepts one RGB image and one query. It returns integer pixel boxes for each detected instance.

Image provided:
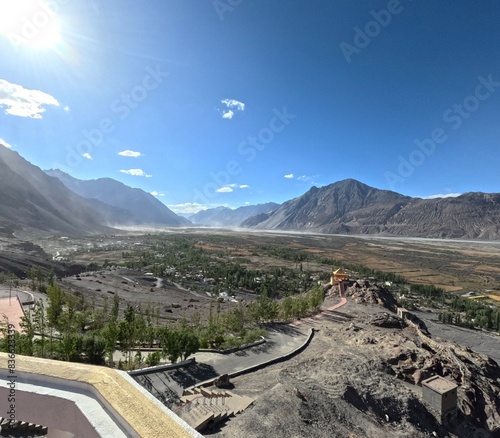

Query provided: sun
[0,0,62,49]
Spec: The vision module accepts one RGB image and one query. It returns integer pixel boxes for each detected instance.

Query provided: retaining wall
[187,328,316,391]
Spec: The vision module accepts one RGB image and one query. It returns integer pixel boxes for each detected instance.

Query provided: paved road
[131,296,346,400]
[130,324,309,400]
[412,310,500,364]
[192,324,309,376]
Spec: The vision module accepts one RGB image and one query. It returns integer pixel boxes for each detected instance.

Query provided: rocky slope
[0,146,116,235]
[214,283,499,437]
[243,179,500,240]
[45,169,190,227]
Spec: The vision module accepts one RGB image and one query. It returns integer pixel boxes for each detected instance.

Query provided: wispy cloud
[118,150,142,158]
[298,174,320,185]
[421,193,462,199]
[215,184,248,192]
[120,168,152,178]
[221,98,245,119]
[285,173,320,185]
[0,79,59,118]
[150,191,166,197]
[167,203,208,214]
[83,153,93,160]
[0,138,12,148]
[221,99,245,111]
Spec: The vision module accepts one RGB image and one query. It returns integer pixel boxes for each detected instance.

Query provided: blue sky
[1,0,500,214]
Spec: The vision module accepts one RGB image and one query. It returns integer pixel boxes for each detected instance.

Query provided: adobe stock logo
[52,65,168,171]
[339,0,412,64]
[193,107,296,205]
[384,74,500,190]
[213,0,243,22]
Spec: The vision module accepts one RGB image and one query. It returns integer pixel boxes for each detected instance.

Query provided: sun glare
[0,0,62,49]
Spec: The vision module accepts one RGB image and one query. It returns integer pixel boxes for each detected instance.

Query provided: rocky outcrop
[342,280,398,311]
[385,315,500,433]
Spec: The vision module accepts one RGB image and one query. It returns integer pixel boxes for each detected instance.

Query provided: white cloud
[217,186,233,193]
[0,138,12,148]
[220,98,245,119]
[167,203,208,214]
[421,193,462,199]
[150,191,166,197]
[64,106,70,111]
[223,183,248,189]
[296,174,320,185]
[221,99,245,111]
[245,202,250,205]
[284,174,294,179]
[82,153,93,160]
[120,168,152,178]
[118,150,142,158]
[0,79,59,118]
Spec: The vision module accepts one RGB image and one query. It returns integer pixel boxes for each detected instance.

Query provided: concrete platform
[0,353,202,438]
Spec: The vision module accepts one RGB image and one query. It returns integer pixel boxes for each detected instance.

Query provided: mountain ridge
[2,144,500,240]
[0,145,189,235]
[45,169,190,227]
[242,179,500,240]
[0,146,115,235]
[188,202,279,227]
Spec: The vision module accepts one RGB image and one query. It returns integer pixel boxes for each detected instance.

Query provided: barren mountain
[244,179,500,239]
[0,145,116,235]
[45,169,190,227]
[188,203,279,227]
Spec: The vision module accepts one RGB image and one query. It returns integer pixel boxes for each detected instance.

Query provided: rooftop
[0,353,201,437]
[422,375,458,394]
[0,296,25,332]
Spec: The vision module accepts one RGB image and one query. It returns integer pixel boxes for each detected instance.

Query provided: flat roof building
[422,375,458,425]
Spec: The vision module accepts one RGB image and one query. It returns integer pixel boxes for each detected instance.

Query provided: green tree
[118,304,137,367]
[101,320,119,365]
[145,351,162,367]
[32,300,47,357]
[46,285,64,330]
[179,330,200,360]
[307,286,324,312]
[160,328,182,363]
[281,296,294,320]
[82,334,106,365]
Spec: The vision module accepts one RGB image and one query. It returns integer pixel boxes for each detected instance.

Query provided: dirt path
[290,295,348,327]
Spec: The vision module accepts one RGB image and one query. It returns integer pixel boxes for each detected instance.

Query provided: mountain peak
[45,170,190,227]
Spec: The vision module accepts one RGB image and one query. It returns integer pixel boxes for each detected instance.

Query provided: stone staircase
[175,387,254,431]
[0,417,48,436]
